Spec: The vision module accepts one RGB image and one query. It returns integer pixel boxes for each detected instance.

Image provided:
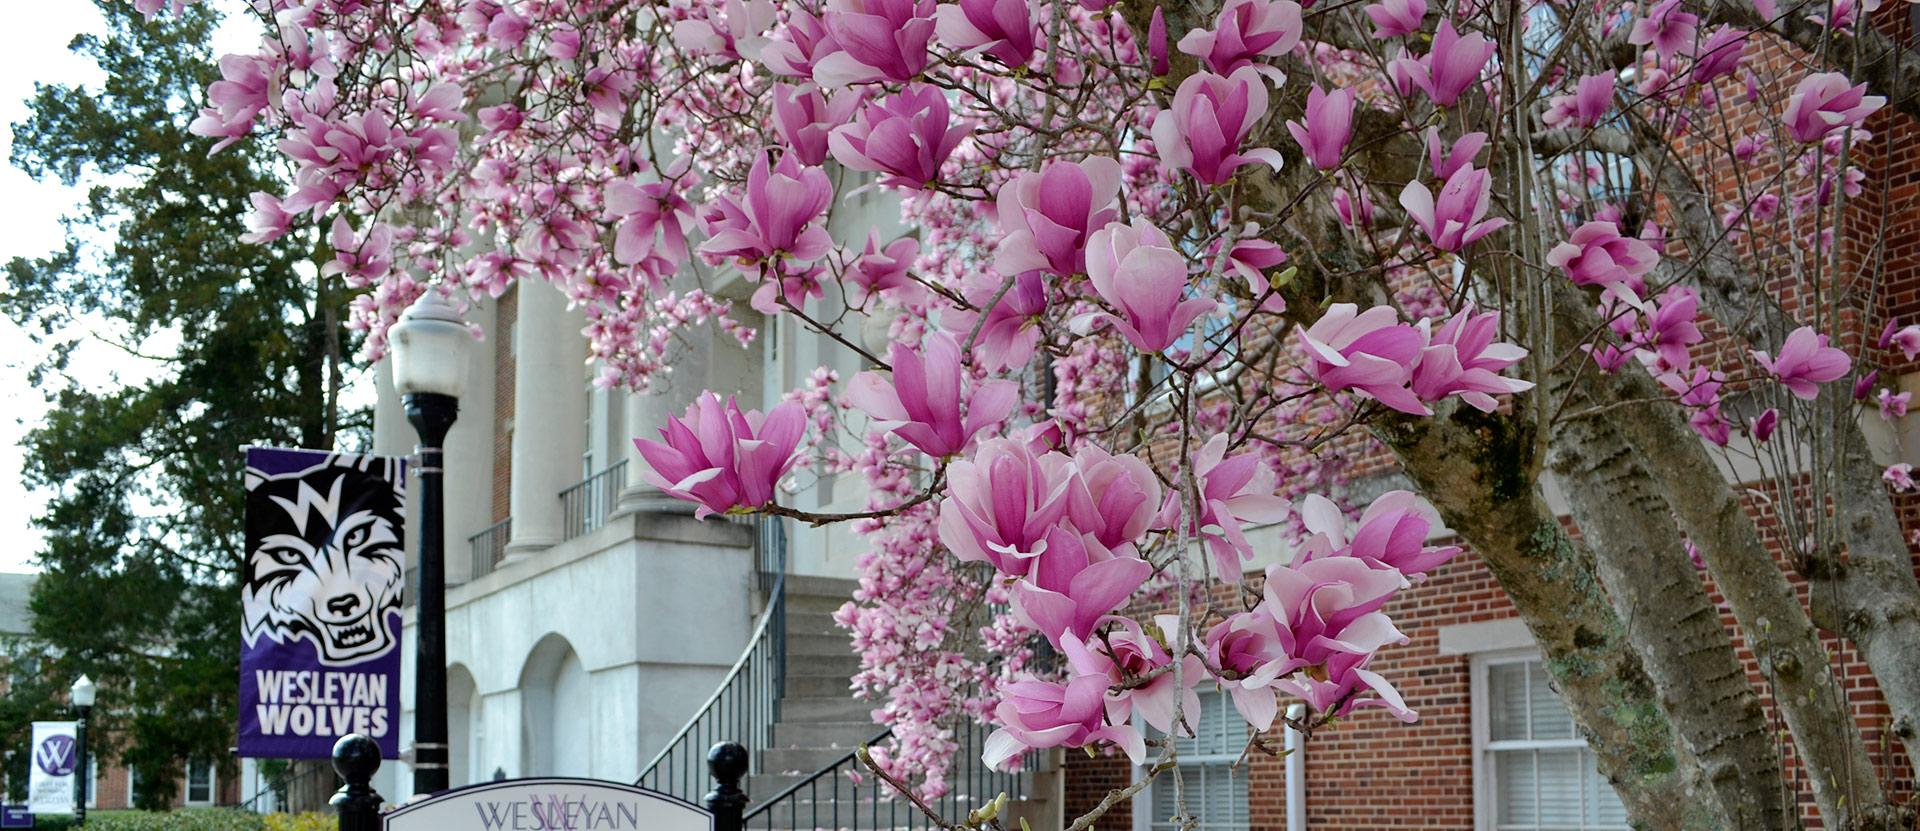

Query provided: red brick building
[1057,24,1920,831]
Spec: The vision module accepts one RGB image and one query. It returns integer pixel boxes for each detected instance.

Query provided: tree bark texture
[1373,408,1727,830]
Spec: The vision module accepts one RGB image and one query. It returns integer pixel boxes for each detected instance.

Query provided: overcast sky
[0,3,260,574]
[0,4,111,573]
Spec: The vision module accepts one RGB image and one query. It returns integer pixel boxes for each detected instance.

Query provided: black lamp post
[70,675,94,825]
[388,292,470,797]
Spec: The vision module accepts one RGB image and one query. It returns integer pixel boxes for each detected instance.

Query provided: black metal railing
[752,512,788,593]
[637,517,789,804]
[561,461,627,540]
[469,517,511,579]
[742,720,1028,830]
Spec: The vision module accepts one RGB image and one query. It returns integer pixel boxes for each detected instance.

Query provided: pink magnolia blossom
[982,650,1144,770]
[1082,617,1204,735]
[673,0,775,60]
[1178,434,1292,580]
[698,151,834,266]
[771,83,864,166]
[759,9,842,77]
[1074,219,1216,353]
[1262,557,1417,722]
[240,192,293,245]
[1406,21,1495,107]
[1399,163,1507,253]
[1634,286,1703,373]
[1425,129,1487,179]
[992,156,1122,278]
[1856,370,1881,401]
[1411,306,1534,412]
[1751,408,1779,441]
[1886,463,1917,492]
[846,231,927,308]
[604,164,699,266]
[816,0,938,86]
[1295,491,1461,577]
[1221,228,1290,311]
[938,438,1076,575]
[1752,326,1852,400]
[1543,73,1615,129]
[1879,321,1920,360]
[188,53,271,153]
[1586,343,1634,373]
[1205,609,1291,730]
[933,0,1038,67]
[829,85,970,189]
[1066,444,1164,555]
[1332,178,1375,227]
[1784,73,1886,143]
[1297,303,1428,415]
[1010,528,1153,646]
[1691,26,1746,84]
[633,392,807,519]
[1148,7,1171,75]
[1878,389,1911,420]
[1176,0,1303,77]
[1546,220,1658,306]
[1285,85,1355,171]
[1628,0,1698,61]
[1364,0,1426,38]
[1691,405,1733,446]
[1151,67,1286,186]
[942,271,1050,370]
[322,217,394,286]
[848,331,1018,459]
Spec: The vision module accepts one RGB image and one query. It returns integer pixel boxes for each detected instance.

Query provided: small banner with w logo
[238,447,407,759]
[28,721,77,814]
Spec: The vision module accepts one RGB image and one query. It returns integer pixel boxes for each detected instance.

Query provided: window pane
[1536,749,1584,826]
[1528,662,1575,740]
[1584,749,1630,827]
[1489,662,1529,741]
[1496,749,1538,826]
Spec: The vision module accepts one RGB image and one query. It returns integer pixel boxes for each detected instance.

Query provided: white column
[506,281,587,559]
[442,299,497,582]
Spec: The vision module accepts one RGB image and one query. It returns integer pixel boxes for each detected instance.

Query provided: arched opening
[518,633,591,777]
[447,664,478,786]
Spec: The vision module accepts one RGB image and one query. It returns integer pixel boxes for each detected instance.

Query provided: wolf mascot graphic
[243,452,406,666]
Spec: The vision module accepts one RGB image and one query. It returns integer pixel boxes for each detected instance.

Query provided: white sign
[383,778,712,831]
[27,722,78,815]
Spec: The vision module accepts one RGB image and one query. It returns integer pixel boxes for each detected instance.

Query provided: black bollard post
[705,742,749,831]
[331,733,384,831]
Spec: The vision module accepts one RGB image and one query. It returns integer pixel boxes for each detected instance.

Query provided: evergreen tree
[0,1,360,809]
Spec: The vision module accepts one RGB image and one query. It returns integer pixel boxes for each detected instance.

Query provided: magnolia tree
[161,0,1920,824]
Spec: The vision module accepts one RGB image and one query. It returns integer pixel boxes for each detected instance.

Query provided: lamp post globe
[71,675,95,825]
[388,291,469,797]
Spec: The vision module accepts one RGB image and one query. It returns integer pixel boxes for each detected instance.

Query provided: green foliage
[30,809,271,831]
[0,0,363,809]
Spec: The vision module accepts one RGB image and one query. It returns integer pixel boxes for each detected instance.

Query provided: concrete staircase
[752,575,882,801]
[740,575,1058,830]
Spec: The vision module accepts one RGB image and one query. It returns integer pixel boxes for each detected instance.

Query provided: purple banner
[239,447,407,759]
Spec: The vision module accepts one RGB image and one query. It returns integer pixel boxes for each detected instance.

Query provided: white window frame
[1131,689,1250,831]
[184,757,216,807]
[1470,649,1627,831]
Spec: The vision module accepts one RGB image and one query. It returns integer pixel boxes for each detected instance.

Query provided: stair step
[784,575,859,600]
[762,745,874,774]
[789,632,853,657]
[786,673,856,698]
[774,721,886,749]
[784,610,842,637]
[786,653,859,678]
[787,594,855,615]
[779,696,876,722]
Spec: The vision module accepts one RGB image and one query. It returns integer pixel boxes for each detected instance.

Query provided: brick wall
[1060,17,1920,828]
